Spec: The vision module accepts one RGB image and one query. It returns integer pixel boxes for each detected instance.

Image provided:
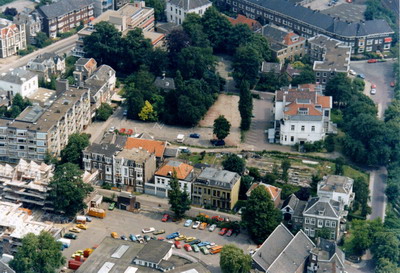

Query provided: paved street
[62,207,254,273]
[368,167,388,221]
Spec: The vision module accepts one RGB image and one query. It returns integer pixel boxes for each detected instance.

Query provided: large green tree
[168,173,191,219]
[96,103,113,121]
[213,115,231,140]
[220,244,252,273]
[176,46,216,80]
[60,133,90,167]
[10,231,65,273]
[144,0,166,21]
[281,159,291,182]
[233,45,262,88]
[371,231,400,262]
[242,186,282,244]
[222,154,245,174]
[238,81,253,131]
[47,163,93,216]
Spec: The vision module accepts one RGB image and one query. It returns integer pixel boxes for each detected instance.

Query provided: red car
[126,129,133,135]
[184,244,192,252]
[212,215,224,222]
[162,214,169,222]
[119,128,126,134]
[367,59,377,63]
[226,229,234,237]
[174,241,182,249]
[219,228,228,236]
[158,237,165,241]
[390,81,395,87]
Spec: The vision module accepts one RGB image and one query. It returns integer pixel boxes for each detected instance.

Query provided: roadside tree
[213,115,231,140]
[96,103,113,121]
[220,244,252,273]
[281,159,291,182]
[168,174,191,219]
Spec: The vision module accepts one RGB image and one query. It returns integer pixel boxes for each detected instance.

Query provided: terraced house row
[215,0,394,54]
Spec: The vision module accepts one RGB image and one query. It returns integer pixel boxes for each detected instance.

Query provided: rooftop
[246,183,281,200]
[133,240,172,264]
[226,14,262,31]
[124,137,166,158]
[27,88,57,107]
[154,76,175,90]
[116,147,152,163]
[0,68,37,84]
[303,197,341,218]
[37,0,95,19]
[319,175,353,194]
[196,167,240,190]
[155,160,193,180]
[168,0,211,11]
[85,143,121,158]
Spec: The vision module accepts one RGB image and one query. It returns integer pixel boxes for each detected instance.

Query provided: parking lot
[62,208,255,273]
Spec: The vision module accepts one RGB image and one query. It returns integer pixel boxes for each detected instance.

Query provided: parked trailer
[88,208,106,218]
[68,260,83,270]
[76,215,86,224]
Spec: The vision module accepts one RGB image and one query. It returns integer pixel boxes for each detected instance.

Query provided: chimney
[162,71,166,80]
[56,79,69,95]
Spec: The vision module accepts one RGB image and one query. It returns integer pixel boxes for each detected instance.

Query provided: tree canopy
[168,173,191,219]
[96,103,113,121]
[220,244,252,273]
[10,231,65,273]
[222,154,245,174]
[213,115,231,140]
[47,163,93,216]
[60,133,90,167]
[242,186,282,244]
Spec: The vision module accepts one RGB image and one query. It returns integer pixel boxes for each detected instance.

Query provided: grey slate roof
[267,230,315,272]
[133,240,172,264]
[154,77,175,90]
[252,224,294,271]
[163,147,179,157]
[303,197,340,218]
[32,53,61,64]
[0,260,15,273]
[262,25,287,43]
[281,194,306,217]
[37,0,95,19]
[261,62,282,73]
[0,68,37,84]
[169,0,211,10]
[247,0,394,37]
[196,167,240,190]
[91,65,115,82]
[85,143,121,157]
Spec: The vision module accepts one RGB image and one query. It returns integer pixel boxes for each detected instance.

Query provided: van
[176,134,185,143]
[210,246,223,254]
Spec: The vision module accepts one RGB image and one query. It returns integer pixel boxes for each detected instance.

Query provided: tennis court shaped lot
[62,209,255,271]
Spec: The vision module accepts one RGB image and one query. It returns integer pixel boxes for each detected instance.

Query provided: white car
[192,221,201,229]
[349,69,356,76]
[108,127,115,133]
[142,227,155,233]
[370,88,376,95]
[208,224,217,232]
[135,234,145,243]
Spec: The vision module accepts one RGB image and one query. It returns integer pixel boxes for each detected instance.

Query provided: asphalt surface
[368,167,388,221]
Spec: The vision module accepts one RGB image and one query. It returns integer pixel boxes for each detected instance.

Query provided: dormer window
[298,108,309,115]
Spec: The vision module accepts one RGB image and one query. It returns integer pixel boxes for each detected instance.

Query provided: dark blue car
[166,232,180,240]
[190,133,200,138]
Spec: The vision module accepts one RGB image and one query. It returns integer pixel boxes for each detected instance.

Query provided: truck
[57,238,71,248]
[87,208,106,219]
[76,215,86,224]
[90,195,103,208]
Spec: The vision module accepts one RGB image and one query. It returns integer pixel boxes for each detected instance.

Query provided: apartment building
[166,0,212,25]
[0,85,91,163]
[192,167,241,210]
[74,2,159,57]
[215,0,394,53]
[93,0,114,17]
[147,160,195,198]
[261,24,306,64]
[13,8,41,45]
[37,0,95,38]
[0,68,38,97]
[274,84,334,145]
[308,35,351,85]
[0,159,53,208]
[0,19,26,58]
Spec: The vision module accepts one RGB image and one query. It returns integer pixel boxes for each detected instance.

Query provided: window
[310,228,315,237]
[310,218,316,225]
[331,221,336,227]
[305,217,310,224]
[291,125,295,131]
[323,72,327,77]
[384,44,391,50]
[284,135,287,141]
[301,125,305,131]
[325,220,331,227]
[291,136,294,142]
[366,46,372,52]
[317,219,323,228]
[304,227,309,235]
[330,232,335,240]
[366,39,373,45]
[358,40,365,46]
[311,126,315,132]
[170,7,172,11]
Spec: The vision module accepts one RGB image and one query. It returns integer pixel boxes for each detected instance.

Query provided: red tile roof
[284,102,322,116]
[246,183,281,200]
[283,32,305,46]
[226,14,262,31]
[124,138,166,158]
[155,161,193,180]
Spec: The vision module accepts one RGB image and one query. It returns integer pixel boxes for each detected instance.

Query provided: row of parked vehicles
[183,219,234,236]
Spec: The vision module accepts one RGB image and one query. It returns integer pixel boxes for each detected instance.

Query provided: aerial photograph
[0,0,397,271]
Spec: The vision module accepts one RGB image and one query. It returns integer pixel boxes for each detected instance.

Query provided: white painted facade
[280,118,325,145]
[166,0,212,25]
[317,176,354,207]
[152,175,192,198]
[0,69,38,98]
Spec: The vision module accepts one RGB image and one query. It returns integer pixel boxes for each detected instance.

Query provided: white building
[0,68,38,97]
[147,160,194,198]
[317,175,354,207]
[274,84,334,145]
[166,0,212,25]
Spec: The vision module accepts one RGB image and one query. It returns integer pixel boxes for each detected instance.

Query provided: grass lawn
[178,152,224,166]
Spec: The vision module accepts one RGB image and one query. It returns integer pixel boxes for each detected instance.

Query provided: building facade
[0,68,38,97]
[0,20,26,58]
[192,167,241,210]
[13,9,41,45]
[215,0,394,53]
[27,53,65,81]
[166,0,212,25]
[37,0,95,38]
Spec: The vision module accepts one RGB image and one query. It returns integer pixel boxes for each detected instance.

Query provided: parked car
[64,233,77,239]
[199,222,207,230]
[184,219,193,227]
[189,239,201,245]
[85,216,92,222]
[69,227,81,233]
[390,81,395,87]
[371,84,377,89]
[367,59,377,63]
[371,88,376,95]
[151,236,157,240]
[108,203,115,210]
[119,128,126,134]
[192,221,201,229]
[200,246,210,255]
[161,214,169,222]
[185,237,196,243]
[108,127,115,133]
[121,235,127,240]
[76,224,87,230]
[153,229,165,235]
[210,245,223,254]
[189,133,200,138]
[174,241,182,249]
[111,232,118,238]
[192,244,200,252]
[142,227,155,233]
[158,237,165,241]
[210,139,225,146]
[126,129,133,135]
[349,69,356,76]
[175,235,187,241]
[226,229,234,237]
[219,228,228,236]
[198,213,210,218]
[144,235,151,242]
[136,234,145,243]
[208,224,217,232]
[211,215,224,222]
[184,244,192,252]
[198,241,210,247]
[357,74,365,79]
[129,234,137,241]
[123,109,128,116]
[166,232,180,239]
